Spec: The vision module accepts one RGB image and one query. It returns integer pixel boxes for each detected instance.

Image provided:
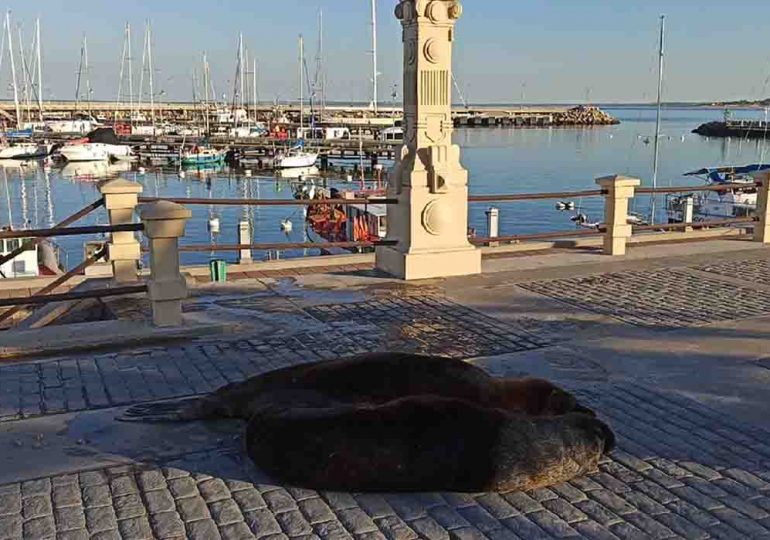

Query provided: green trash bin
[209,259,228,283]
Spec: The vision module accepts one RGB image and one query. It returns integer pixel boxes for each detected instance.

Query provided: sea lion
[120,352,592,422]
[245,396,615,493]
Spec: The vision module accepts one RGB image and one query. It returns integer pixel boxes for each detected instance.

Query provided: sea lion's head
[495,378,593,416]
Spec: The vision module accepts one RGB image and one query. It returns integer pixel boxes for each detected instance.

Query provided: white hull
[275,152,318,169]
[58,143,133,162]
[46,120,99,134]
[0,143,51,159]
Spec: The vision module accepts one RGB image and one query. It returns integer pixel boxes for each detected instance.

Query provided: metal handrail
[138,197,397,206]
[636,182,762,195]
[175,240,399,253]
[0,223,143,240]
[469,189,605,202]
[471,228,605,245]
[633,217,757,232]
[0,197,105,271]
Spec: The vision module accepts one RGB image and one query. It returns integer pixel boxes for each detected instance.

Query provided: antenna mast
[370,0,378,113]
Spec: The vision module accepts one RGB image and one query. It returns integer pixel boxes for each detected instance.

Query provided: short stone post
[140,201,192,327]
[100,179,143,282]
[753,172,770,243]
[485,207,499,247]
[596,175,641,256]
[683,196,695,233]
[238,221,252,264]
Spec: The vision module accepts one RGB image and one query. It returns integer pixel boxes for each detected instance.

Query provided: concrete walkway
[2,239,770,539]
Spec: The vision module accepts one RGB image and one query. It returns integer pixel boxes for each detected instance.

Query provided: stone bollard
[100,179,143,282]
[238,221,252,264]
[754,172,770,243]
[140,201,192,327]
[595,175,641,256]
[485,207,500,247]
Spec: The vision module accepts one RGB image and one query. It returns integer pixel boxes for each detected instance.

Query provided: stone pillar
[100,179,143,282]
[238,221,252,264]
[140,201,192,327]
[375,0,481,280]
[754,172,770,243]
[596,175,641,256]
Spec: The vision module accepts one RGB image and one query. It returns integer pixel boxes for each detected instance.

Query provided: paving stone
[149,511,186,538]
[264,489,298,513]
[429,505,471,531]
[79,471,108,487]
[275,509,313,536]
[373,515,417,540]
[447,527,488,540]
[210,499,244,526]
[233,488,267,512]
[54,506,86,531]
[550,484,588,505]
[314,519,354,540]
[186,518,222,540]
[137,468,167,492]
[526,510,578,538]
[52,483,81,508]
[572,520,620,540]
[354,494,394,520]
[574,500,622,527]
[112,493,147,519]
[711,507,770,537]
[144,489,176,514]
[198,478,231,503]
[541,499,588,524]
[117,515,153,539]
[56,529,90,540]
[299,498,336,524]
[85,505,118,533]
[653,512,709,539]
[607,521,648,540]
[219,520,255,539]
[500,515,550,539]
[408,516,449,540]
[90,529,121,540]
[0,514,22,539]
[244,508,282,536]
[501,492,543,514]
[168,477,198,499]
[336,507,378,534]
[622,512,675,539]
[23,514,56,538]
[21,478,51,497]
[82,484,112,509]
[457,505,501,533]
[0,492,21,516]
[177,496,211,522]
[473,494,518,521]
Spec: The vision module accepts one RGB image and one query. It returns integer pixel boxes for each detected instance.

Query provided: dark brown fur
[121,353,591,422]
[245,396,614,493]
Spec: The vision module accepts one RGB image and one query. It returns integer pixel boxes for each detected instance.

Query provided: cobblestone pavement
[695,258,770,287]
[519,269,770,329]
[3,384,770,539]
[0,296,546,423]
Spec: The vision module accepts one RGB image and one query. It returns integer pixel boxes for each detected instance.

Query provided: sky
[2,0,770,105]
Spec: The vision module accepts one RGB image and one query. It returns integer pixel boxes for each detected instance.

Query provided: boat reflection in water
[275,165,320,180]
[59,160,131,182]
[182,162,226,180]
[0,159,45,172]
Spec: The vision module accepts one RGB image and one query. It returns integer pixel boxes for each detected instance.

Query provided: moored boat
[56,128,132,162]
[180,146,227,167]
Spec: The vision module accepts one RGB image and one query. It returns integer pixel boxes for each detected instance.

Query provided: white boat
[666,164,769,222]
[58,143,132,162]
[275,146,319,169]
[56,128,133,162]
[0,142,52,159]
[59,160,131,181]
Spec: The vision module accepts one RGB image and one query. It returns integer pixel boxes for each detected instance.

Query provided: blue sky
[3,0,770,104]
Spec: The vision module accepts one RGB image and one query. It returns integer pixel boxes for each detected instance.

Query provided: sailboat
[275,35,318,169]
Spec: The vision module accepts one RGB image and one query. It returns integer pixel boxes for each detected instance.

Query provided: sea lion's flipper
[117,397,209,423]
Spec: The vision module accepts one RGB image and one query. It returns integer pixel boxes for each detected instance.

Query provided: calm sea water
[2,106,769,268]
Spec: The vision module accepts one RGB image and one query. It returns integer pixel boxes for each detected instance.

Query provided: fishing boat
[180,145,227,167]
[666,164,770,222]
[0,230,62,278]
[56,128,132,162]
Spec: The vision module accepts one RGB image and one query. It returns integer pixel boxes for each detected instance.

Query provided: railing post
[140,201,192,327]
[754,172,770,243]
[238,220,252,264]
[485,207,499,247]
[595,175,640,256]
[100,179,143,282]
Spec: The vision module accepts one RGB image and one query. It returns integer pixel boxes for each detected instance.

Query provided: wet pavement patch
[305,295,549,358]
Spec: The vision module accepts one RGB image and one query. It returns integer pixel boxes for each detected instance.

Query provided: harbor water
[2,106,769,269]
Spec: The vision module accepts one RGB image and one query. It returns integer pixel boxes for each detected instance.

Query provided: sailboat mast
[650,14,665,225]
[239,33,244,117]
[370,0,378,113]
[299,34,304,136]
[35,18,42,122]
[6,11,21,129]
[84,35,92,115]
[253,58,257,123]
[147,21,155,127]
[127,23,134,125]
[18,25,30,126]
[203,52,210,135]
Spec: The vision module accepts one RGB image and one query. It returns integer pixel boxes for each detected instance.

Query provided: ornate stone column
[375,0,481,280]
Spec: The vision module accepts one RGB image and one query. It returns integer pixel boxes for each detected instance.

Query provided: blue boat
[180,146,226,167]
